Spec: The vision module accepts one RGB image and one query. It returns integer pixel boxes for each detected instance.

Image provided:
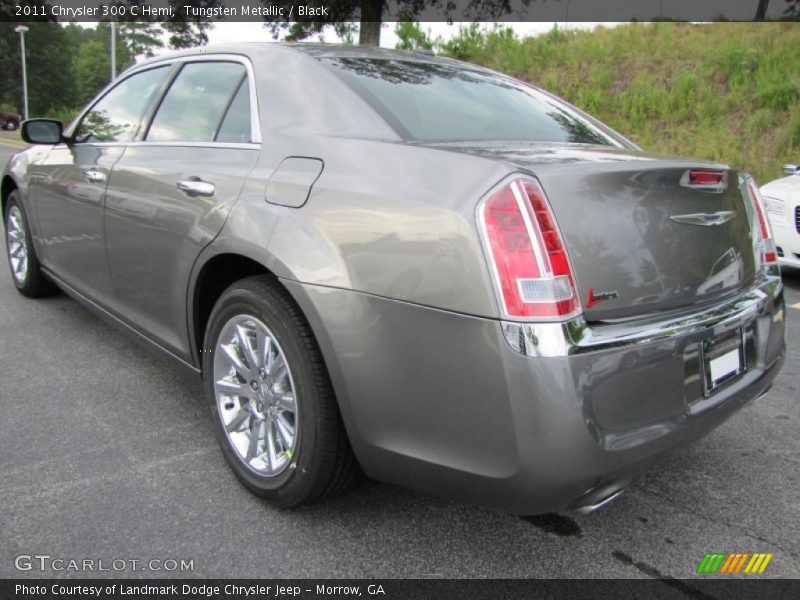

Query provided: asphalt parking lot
[1,143,798,580]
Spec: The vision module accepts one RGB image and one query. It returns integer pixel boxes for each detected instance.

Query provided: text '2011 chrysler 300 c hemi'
[2,44,785,514]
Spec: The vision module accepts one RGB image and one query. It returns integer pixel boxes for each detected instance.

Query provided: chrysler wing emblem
[669,211,737,226]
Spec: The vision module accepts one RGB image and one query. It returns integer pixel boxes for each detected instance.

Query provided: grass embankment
[439,22,800,184]
[0,130,25,148]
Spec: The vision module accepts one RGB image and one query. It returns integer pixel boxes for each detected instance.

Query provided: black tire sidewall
[203,281,322,506]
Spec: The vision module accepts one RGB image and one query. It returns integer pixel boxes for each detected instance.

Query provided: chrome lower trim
[503,276,783,357]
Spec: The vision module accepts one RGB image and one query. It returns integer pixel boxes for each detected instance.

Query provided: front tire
[203,275,357,507]
[4,191,55,297]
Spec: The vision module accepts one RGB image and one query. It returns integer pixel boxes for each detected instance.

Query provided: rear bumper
[285,274,785,515]
[499,273,785,512]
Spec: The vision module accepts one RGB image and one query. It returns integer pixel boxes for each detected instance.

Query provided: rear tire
[4,191,55,297]
[203,275,358,507]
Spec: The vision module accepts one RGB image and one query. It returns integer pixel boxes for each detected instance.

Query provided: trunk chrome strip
[502,275,782,357]
[669,211,737,226]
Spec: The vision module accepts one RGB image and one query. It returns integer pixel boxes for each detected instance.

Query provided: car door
[31,66,170,303]
[103,57,260,359]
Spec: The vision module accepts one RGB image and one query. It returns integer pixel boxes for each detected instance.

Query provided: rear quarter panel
[212,138,509,318]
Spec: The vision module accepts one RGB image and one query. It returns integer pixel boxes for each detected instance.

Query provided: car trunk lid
[430,143,758,320]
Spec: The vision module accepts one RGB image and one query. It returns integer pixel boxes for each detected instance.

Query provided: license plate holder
[702,327,746,396]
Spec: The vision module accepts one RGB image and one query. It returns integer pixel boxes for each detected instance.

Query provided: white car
[761,164,800,270]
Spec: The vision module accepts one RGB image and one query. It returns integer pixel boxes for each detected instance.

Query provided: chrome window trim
[49,141,260,152]
[134,141,260,150]
[68,53,262,146]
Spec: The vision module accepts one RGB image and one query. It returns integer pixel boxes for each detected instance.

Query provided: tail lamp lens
[745,179,777,264]
[689,170,724,185]
[480,178,580,319]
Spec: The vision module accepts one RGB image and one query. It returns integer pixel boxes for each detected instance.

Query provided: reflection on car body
[1,44,785,514]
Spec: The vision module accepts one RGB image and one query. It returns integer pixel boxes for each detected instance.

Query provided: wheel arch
[188,247,356,423]
[188,249,333,371]
[1,175,18,218]
[189,252,278,366]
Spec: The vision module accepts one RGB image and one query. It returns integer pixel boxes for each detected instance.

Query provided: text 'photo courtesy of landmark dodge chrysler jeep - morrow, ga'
[2,44,785,515]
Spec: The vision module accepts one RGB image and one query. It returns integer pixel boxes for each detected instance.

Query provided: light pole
[14,25,29,121]
[110,21,116,80]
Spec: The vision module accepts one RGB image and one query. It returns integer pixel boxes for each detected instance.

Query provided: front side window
[73,66,168,143]
[146,62,248,143]
[325,58,622,146]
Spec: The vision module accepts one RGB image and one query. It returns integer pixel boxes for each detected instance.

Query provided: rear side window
[147,62,248,143]
[325,58,618,146]
[73,66,168,143]
[216,79,252,143]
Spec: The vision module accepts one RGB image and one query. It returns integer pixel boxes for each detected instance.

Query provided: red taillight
[480,177,581,319]
[689,170,724,185]
[745,179,777,264]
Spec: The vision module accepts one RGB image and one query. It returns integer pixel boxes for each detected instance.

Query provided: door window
[216,79,252,143]
[146,62,249,143]
[73,66,168,143]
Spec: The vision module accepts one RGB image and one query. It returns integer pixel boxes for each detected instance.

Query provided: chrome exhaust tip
[573,489,624,515]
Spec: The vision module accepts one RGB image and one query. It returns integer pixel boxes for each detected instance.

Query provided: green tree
[72,40,112,106]
[0,1,59,113]
[751,0,798,18]
[0,21,76,116]
[394,21,435,51]
[264,0,532,47]
[161,0,217,48]
[162,20,212,48]
[109,1,215,50]
[118,22,164,58]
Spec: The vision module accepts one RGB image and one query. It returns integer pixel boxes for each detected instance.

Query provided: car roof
[130,42,470,71]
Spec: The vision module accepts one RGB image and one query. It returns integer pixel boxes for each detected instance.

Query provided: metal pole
[14,26,29,121]
[111,21,117,81]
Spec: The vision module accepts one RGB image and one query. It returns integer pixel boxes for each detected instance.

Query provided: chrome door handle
[177,178,215,197]
[83,169,106,183]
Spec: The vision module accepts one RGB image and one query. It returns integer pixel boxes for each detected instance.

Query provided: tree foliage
[72,40,112,106]
[393,21,435,50]
[0,20,74,115]
[755,0,800,19]
[263,0,533,47]
[0,2,209,117]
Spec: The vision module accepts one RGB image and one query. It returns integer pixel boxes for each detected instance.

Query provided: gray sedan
[1,44,785,514]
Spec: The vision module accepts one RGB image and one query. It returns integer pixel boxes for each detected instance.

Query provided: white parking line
[792,302,800,310]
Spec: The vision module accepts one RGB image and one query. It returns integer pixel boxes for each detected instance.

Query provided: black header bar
[2,0,799,23]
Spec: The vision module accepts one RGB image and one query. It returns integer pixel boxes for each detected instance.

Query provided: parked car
[0,109,21,131]
[2,45,785,514]
[761,164,800,271]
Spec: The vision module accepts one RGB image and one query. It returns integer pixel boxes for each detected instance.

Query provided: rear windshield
[324,57,619,146]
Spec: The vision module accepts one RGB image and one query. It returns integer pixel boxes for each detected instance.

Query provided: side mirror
[783,163,799,175]
[21,119,63,145]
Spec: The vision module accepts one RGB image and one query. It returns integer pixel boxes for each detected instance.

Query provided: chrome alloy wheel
[213,315,298,477]
[6,205,28,284]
